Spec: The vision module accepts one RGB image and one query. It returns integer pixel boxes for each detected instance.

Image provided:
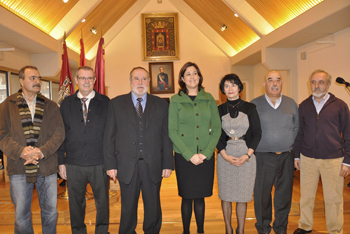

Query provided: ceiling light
[63,0,69,3]
[220,24,227,31]
[234,13,239,17]
[90,27,97,34]
[82,19,86,23]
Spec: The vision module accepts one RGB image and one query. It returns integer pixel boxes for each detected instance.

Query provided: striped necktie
[136,98,143,118]
[81,98,88,125]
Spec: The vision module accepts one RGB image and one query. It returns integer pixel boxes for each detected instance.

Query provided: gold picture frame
[141,13,179,61]
[149,62,175,94]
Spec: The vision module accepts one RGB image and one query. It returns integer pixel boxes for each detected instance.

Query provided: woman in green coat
[169,62,221,234]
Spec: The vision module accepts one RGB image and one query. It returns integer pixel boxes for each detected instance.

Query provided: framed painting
[149,62,175,94]
[141,13,179,61]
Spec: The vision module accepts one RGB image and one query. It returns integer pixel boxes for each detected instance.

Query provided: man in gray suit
[103,67,174,234]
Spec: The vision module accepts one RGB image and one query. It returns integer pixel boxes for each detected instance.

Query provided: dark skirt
[174,152,215,199]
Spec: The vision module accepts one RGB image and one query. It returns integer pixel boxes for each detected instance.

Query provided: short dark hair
[76,66,95,78]
[129,67,150,81]
[219,73,243,94]
[178,62,204,95]
[19,66,38,79]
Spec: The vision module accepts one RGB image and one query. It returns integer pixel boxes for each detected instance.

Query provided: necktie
[136,98,143,118]
[81,98,88,125]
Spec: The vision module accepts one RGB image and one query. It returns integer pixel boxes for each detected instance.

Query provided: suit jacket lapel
[145,94,155,129]
[123,92,137,127]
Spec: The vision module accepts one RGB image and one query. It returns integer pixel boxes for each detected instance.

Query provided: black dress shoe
[293,228,312,234]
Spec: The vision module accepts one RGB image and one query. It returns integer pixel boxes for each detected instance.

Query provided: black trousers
[254,151,294,233]
[66,164,110,234]
[119,159,162,234]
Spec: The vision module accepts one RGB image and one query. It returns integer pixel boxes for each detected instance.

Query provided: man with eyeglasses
[58,66,110,234]
[0,65,65,234]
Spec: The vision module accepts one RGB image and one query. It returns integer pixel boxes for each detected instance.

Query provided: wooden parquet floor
[0,169,350,234]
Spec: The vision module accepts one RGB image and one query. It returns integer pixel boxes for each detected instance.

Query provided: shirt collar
[131,92,147,107]
[77,90,95,100]
[264,93,282,109]
[312,92,330,104]
[22,93,37,103]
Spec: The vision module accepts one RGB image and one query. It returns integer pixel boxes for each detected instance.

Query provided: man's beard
[312,88,327,98]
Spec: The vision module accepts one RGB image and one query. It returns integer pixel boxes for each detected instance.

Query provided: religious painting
[149,62,175,94]
[142,13,179,61]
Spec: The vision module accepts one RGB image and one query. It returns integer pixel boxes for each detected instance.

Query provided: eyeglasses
[78,76,95,81]
[29,76,42,81]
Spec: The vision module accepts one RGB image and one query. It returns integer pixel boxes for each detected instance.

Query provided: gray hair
[75,66,95,78]
[309,69,332,85]
[129,67,150,81]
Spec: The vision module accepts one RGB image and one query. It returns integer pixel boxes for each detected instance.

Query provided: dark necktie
[81,98,88,125]
[136,98,143,118]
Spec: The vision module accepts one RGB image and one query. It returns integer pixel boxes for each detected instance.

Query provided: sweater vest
[135,108,147,162]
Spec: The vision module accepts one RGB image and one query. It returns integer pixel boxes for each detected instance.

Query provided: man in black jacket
[103,67,173,234]
[58,66,110,234]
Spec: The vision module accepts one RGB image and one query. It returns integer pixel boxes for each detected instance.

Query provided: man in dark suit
[103,67,174,234]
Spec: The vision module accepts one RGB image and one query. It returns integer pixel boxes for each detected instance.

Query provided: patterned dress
[217,100,261,202]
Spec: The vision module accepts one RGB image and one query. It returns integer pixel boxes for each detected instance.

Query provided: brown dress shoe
[293,228,312,234]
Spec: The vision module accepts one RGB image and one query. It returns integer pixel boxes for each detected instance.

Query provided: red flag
[57,38,74,106]
[94,37,105,95]
[79,38,86,66]
[76,38,86,90]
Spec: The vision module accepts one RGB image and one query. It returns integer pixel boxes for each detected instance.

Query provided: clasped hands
[20,146,43,165]
[224,154,248,167]
[190,154,207,165]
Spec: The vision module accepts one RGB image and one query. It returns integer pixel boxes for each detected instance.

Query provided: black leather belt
[139,157,144,160]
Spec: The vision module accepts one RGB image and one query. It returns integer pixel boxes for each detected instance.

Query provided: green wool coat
[169,89,221,161]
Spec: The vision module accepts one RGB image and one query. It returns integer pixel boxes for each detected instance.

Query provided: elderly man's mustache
[33,83,41,88]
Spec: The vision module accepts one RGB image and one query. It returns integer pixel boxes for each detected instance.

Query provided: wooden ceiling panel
[66,0,137,53]
[0,0,79,34]
[246,0,324,29]
[184,0,259,52]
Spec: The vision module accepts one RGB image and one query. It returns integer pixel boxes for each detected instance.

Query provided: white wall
[233,28,350,105]
[0,49,31,71]
[253,63,269,99]
[297,27,350,105]
[103,0,230,100]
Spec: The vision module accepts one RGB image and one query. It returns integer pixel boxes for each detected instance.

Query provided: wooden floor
[0,168,350,234]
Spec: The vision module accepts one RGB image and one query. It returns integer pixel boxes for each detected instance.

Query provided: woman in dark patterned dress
[217,74,262,234]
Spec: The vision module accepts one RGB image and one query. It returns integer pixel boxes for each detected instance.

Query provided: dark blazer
[103,92,174,184]
[58,90,110,166]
